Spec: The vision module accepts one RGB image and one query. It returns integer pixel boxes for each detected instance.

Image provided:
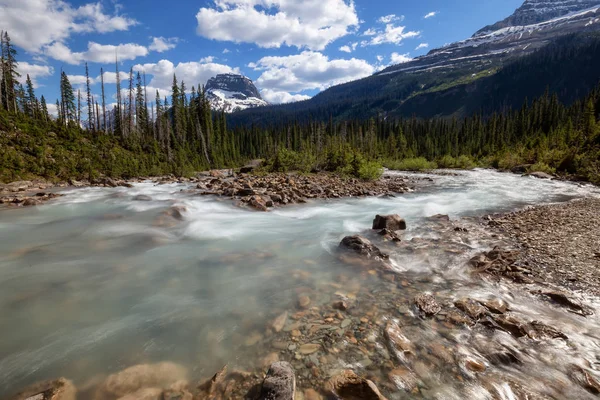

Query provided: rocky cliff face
[205,74,268,113]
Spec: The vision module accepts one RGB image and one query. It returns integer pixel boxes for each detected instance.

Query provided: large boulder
[372,215,406,231]
[259,362,296,400]
[326,370,387,400]
[339,236,389,261]
[11,378,76,400]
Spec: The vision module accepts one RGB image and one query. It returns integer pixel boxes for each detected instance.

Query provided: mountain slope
[228,0,600,126]
[205,74,268,113]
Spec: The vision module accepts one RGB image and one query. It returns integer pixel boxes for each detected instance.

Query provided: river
[1,169,599,399]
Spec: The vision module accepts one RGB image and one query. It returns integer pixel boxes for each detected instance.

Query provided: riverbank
[485,197,600,296]
[0,171,418,210]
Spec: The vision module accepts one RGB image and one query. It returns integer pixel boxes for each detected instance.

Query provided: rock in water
[454,298,487,319]
[327,370,387,400]
[568,364,600,395]
[272,312,288,333]
[10,378,76,400]
[339,236,389,260]
[372,215,407,231]
[384,321,415,365]
[259,362,296,400]
[414,293,441,317]
[94,362,188,399]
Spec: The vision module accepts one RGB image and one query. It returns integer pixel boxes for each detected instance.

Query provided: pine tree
[85,63,94,131]
[100,67,107,133]
[40,95,49,122]
[77,89,81,126]
[135,72,148,137]
[115,56,123,137]
[2,31,20,113]
[24,74,36,118]
[128,67,134,136]
[60,71,76,125]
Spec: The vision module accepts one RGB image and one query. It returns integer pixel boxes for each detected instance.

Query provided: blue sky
[1,0,523,113]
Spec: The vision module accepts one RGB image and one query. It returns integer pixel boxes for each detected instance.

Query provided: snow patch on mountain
[205,74,268,113]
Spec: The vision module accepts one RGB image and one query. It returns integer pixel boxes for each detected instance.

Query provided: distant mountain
[228,0,600,126]
[476,0,600,35]
[205,74,268,113]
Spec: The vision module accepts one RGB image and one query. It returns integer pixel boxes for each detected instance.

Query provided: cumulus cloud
[223,48,231,54]
[149,37,179,53]
[260,89,311,104]
[339,42,358,53]
[361,14,419,47]
[0,0,137,53]
[133,59,240,95]
[45,42,149,65]
[196,0,359,51]
[251,51,374,93]
[46,102,59,117]
[424,11,438,19]
[390,52,412,64]
[16,62,54,88]
[416,43,429,50]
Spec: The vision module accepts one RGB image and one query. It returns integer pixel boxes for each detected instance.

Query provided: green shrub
[528,162,555,174]
[269,148,316,173]
[385,157,437,171]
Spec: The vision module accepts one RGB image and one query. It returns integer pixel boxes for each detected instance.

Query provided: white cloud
[424,11,438,19]
[45,42,149,65]
[200,56,216,63]
[390,52,412,64]
[16,62,54,88]
[416,43,429,50]
[46,102,58,117]
[66,74,91,86]
[0,0,137,53]
[376,55,384,62]
[101,71,131,84]
[134,59,240,95]
[365,24,420,46]
[378,14,404,24]
[149,37,179,53]
[251,51,374,93]
[363,28,377,36]
[260,89,311,104]
[223,48,231,54]
[339,42,358,53]
[196,0,359,51]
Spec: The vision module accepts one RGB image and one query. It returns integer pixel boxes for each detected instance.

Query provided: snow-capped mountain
[379,0,600,76]
[476,0,600,35]
[205,74,268,113]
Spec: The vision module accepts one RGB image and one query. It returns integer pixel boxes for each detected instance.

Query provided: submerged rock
[384,320,415,365]
[272,311,288,333]
[94,362,188,399]
[327,370,387,400]
[11,378,76,400]
[372,214,406,231]
[414,293,441,317]
[339,236,389,261]
[259,362,296,400]
[454,298,487,319]
[537,290,593,316]
[133,195,152,201]
[568,364,600,395]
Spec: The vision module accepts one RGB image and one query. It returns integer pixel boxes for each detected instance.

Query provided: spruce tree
[100,67,107,133]
[85,62,94,131]
[24,74,36,118]
[40,95,49,122]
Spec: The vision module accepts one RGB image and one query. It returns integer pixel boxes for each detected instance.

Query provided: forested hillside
[228,33,600,126]
[1,30,599,185]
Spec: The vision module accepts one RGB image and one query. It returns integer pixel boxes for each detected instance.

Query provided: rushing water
[1,169,600,399]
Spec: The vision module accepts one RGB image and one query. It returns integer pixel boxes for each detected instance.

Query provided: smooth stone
[299,344,321,355]
[341,319,352,328]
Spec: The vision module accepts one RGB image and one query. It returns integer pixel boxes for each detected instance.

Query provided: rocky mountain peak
[475,0,600,36]
[205,74,263,101]
[205,73,267,113]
